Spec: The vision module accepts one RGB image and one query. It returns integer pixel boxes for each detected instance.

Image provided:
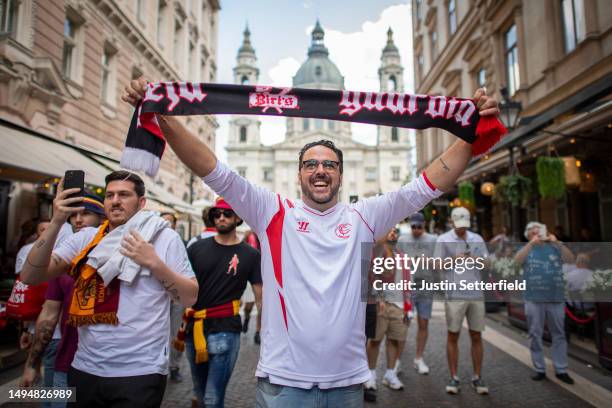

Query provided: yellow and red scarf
[173,300,241,363]
[67,221,121,327]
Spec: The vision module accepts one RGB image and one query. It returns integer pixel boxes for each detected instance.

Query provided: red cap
[213,197,233,211]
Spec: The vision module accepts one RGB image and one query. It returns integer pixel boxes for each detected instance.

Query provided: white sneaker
[413,358,430,375]
[382,371,404,390]
[393,359,402,375]
[364,372,377,391]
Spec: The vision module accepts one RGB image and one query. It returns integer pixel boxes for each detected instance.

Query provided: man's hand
[19,331,32,350]
[121,77,148,107]
[20,366,40,387]
[51,177,84,226]
[120,230,160,270]
[473,88,500,117]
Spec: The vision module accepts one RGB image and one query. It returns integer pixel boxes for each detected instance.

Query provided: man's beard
[216,222,237,235]
[301,174,340,204]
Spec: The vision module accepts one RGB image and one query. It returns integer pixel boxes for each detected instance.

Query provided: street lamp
[499,87,522,131]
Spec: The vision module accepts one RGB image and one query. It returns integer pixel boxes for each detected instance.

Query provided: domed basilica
[227,21,412,201]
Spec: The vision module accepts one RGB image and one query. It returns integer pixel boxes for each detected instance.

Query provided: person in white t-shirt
[20,171,198,408]
[123,78,500,407]
[435,207,489,396]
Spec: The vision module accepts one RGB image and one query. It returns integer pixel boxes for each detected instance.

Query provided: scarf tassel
[67,312,119,327]
[472,115,508,157]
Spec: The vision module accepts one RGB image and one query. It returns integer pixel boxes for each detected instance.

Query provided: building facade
[227,22,412,203]
[412,0,612,240]
[0,0,220,251]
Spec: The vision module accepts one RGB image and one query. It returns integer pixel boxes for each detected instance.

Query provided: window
[239,126,247,143]
[561,0,585,53]
[387,75,397,91]
[157,1,166,47]
[430,31,438,61]
[391,127,399,142]
[62,18,77,79]
[391,167,400,182]
[448,0,457,35]
[477,68,486,88]
[303,118,310,131]
[0,0,18,38]
[315,119,323,130]
[366,167,377,182]
[200,53,207,82]
[417,53,424,81]
[504,24,520,95]
[241,75,250,84]
[100,47,117,104]
[173,19,183,66]
[238,167,247,178]
[136,0,146,25]
[415,0,422,22]
[263,168,273,182]
[188,40,196,79]
[315,66,322,77]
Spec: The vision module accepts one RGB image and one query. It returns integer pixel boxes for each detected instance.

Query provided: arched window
[241,75,250,84]
[239,126,247,142]
[387,75,397,91]
[391,127,399,142]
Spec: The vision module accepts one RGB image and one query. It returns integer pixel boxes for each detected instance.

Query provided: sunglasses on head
[411,224,423,229]
[211,209,235,219]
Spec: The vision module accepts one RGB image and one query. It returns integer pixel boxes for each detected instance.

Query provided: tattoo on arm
[28,321,54,369]
[439,158,450,172]
[161,280,180,301]
[35,239,46,249]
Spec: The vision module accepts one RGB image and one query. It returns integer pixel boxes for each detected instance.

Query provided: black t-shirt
[187,237,262,333]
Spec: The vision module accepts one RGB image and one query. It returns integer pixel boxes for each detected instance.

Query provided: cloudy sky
[215,1,413,162]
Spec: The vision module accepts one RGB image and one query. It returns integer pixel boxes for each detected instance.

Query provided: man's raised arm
[21,181,84,285]
[424,88,499,192]
[122,78,217,178]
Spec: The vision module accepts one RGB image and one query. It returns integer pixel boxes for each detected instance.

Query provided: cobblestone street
[161,305,610,407]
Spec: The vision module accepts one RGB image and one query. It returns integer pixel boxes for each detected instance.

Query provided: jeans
[42,339,60,408]
[185,331,241,408]
[256,377,364,408]
[525,301,568,374]
[51,371,68,408]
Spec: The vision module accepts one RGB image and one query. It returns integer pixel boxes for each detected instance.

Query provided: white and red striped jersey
[203,161,442,388]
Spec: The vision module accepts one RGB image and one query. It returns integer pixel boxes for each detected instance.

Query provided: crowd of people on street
[1,77,590,408]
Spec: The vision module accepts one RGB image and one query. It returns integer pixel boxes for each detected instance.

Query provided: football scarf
[122,82,507,176]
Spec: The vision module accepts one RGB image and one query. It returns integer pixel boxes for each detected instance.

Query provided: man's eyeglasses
[411,225,424,230]
[211,209,235,219]
[301,159,340,172]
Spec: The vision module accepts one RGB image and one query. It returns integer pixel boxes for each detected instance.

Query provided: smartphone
[63,170,84,207]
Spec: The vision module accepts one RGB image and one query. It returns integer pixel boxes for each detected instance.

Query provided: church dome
[293,20,344,89]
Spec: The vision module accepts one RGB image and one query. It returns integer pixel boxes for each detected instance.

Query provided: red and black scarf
[122,82,507,176]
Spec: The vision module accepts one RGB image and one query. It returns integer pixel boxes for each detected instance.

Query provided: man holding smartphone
[20,171,198,408]
[515,221,575,384]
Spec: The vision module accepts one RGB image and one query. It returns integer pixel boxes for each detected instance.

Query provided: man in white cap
[435,207,489,395]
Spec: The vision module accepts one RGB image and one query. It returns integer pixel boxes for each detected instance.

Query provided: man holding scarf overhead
[123,78,500,407]
[21,171,198,408]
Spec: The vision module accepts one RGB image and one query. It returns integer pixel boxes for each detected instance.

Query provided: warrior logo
[249,86,299,113]
[227,254,240,276]
[335,223,352,239]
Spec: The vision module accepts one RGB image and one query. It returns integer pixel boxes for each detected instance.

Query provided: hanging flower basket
[536,157,565,199]
[495,174,533,208]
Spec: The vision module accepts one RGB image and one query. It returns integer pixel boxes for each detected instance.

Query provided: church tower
[228,25,261,147]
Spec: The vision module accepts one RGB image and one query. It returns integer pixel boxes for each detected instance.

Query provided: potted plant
[536,157,565,199]
[494,174,533,208]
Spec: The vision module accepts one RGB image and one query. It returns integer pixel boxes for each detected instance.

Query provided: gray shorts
[445,300,485,333]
